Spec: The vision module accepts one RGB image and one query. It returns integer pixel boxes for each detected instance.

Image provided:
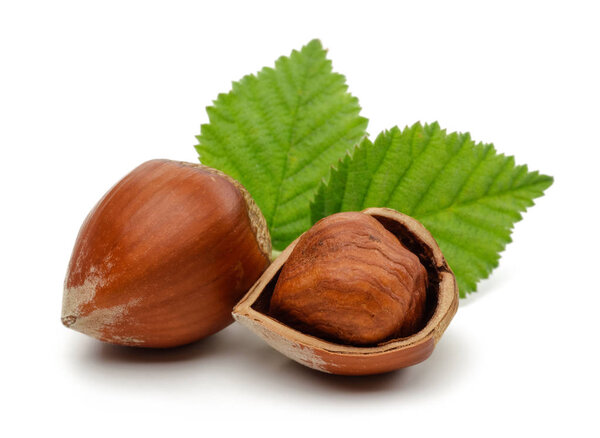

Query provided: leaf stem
[270,249,282,262]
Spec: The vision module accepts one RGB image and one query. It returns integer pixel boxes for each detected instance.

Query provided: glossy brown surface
[233,208,458,376]
[62,159,270,348]
[270,212,428,345]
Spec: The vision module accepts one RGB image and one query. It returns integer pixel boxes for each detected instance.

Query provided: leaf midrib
[267,52,313,230]
[416,179,549,221]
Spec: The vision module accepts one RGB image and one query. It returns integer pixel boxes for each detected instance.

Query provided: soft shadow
[277,359,407,393]
[459,268,510,307]
[392,330,469,394]
[66,321,468,398]
[254,329,469,396]
[71,323,252,369]
[65,325,266,392]
[91,334,224,364]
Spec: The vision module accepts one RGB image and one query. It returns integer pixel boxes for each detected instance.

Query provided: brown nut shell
[62,159,271,348]
[232,208,458,376]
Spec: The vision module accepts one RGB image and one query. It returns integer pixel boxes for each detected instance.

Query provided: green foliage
[196,39,368,250]
[196,39,553,296]
[311,123,553,296]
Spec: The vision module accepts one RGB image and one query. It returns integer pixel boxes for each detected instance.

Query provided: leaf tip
[541,173,555,188]
[306,38,324,50]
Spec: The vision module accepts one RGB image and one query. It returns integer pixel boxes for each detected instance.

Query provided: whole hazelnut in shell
[269,212,428,345]
[62,159,271,348]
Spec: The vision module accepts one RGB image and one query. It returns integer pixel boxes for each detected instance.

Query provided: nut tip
[62,315,77,327]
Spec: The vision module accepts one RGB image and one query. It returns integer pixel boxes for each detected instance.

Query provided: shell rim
[232,207,459,358]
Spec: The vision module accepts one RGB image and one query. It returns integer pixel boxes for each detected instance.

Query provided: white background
[1,1,598,436]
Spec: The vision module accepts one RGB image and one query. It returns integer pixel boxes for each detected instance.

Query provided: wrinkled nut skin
[269,212,428,346]
[62,159,271,348]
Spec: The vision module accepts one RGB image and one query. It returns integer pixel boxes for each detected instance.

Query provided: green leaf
[196,39,368,250]
[311,122,553,297]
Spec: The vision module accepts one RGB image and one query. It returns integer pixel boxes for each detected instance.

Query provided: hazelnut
[62,159,271,348]
[270,212,428,345]
[233,208,458,375]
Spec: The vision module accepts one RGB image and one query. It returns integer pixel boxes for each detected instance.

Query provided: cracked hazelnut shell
[62,159,271,348]
[233,208,458,375]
